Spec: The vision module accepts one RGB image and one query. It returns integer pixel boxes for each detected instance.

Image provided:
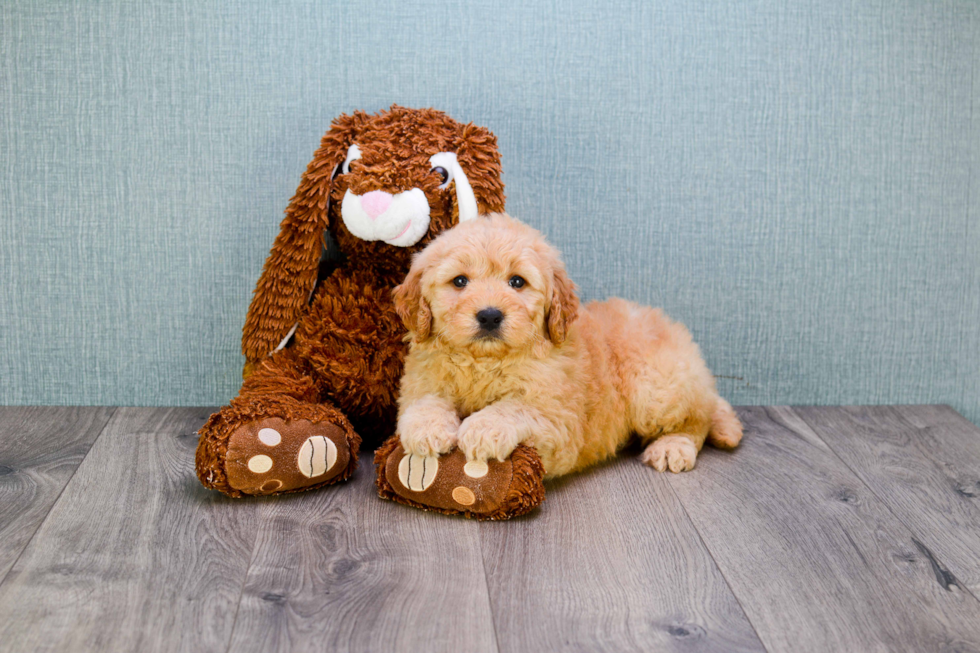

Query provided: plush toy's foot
[374,435,545,520]
[197,415,358,497]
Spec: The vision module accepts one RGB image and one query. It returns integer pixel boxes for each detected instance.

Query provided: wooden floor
[1,406,980,652]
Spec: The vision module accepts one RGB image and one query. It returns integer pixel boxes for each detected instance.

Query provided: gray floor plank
[794,405,980,595]
[227,458,498,653]
[0,407,259,653]
[4,404,979,652]
[666,406,980,653]
[0,406,115,583]
[479,455,766,653]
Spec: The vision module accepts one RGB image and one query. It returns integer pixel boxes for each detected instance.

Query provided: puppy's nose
[360,190,392,219]
[476,307,504,331]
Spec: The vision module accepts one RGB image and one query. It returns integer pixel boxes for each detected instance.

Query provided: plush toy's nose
[361,191,393,219]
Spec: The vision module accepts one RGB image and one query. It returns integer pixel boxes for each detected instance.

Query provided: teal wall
[2,0,978,424]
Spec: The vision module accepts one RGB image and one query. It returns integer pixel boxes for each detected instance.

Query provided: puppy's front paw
[457,411,521,463]
[398,397,461,458]
[642,435,698,473]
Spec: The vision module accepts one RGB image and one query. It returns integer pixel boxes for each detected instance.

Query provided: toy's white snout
[339,147,480,248]
[341,187,431,247]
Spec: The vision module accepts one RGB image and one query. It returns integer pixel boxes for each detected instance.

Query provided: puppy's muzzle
[476,307,505,336]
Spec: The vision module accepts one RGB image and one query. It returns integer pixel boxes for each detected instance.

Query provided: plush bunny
[195,106,507,497]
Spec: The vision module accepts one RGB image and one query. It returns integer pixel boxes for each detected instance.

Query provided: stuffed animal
[195,105,519,498]
[375,439,545,520]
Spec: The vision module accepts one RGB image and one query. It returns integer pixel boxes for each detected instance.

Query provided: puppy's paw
[642,435,698,473]
[398,397,461,458]
[457,411,522,463]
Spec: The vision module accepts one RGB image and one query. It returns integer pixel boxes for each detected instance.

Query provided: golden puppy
[392,213,742,477]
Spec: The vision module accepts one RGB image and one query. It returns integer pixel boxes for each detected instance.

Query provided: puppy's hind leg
[632,403,711,474]
[640,431,705,474]
[636,398,741,473]
[706,398,743,449]
[633,393,713,474]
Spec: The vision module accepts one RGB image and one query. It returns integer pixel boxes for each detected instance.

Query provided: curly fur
[393,213,743,477]
[196,106,505,496]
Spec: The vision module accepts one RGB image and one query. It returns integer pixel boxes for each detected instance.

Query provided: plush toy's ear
[392,262,431,341]
[456,123,506,214]
[546,264,579,346]
[241,113,363,374]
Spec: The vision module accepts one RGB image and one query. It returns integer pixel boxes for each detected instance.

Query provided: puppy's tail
[707,398,743,449]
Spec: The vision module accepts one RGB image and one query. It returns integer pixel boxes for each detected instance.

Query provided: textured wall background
[2,0,978,424]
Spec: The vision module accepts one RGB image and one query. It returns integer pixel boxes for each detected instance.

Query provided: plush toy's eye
[452,275,468,288]
[341,144,362,175]
[431,166,449,186]
[509,275,526,289]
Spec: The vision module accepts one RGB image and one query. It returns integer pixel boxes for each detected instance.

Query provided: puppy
[392,213,742,477]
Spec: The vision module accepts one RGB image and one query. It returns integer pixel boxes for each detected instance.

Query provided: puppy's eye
[431,166,449,185]
[508,275,526,289]
[452,275,469,288]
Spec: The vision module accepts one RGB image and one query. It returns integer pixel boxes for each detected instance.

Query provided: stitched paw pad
[376,437,544,519]
[224,417,350,495]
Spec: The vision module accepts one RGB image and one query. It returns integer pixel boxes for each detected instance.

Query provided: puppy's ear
[546,264,579,346]
[393,264,432,341]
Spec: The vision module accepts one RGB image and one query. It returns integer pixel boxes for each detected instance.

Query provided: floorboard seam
[476,523,504,653]
[222,492,265,653]
[659,472,771,652]
[0,407,117,591]
[789,406,980,606]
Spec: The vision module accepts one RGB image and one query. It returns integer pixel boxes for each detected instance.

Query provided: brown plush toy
[375,438,545,520]
[195,106,545,514]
